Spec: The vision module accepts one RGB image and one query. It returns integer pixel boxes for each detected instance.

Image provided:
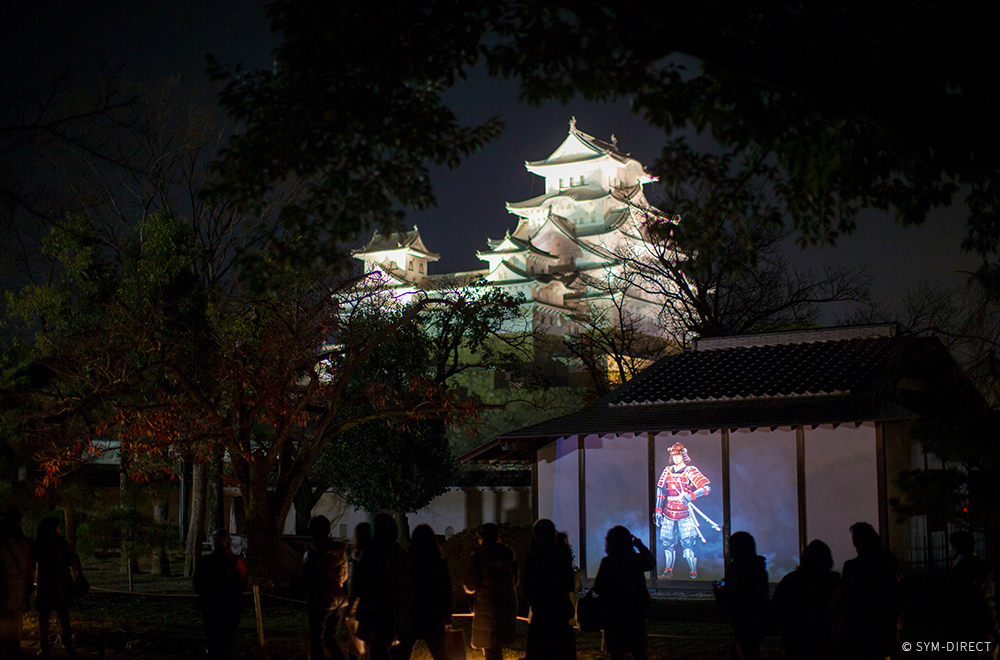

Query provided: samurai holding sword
[653,442,713,579]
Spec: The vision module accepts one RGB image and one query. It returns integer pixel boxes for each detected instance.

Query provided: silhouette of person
[556,531,582,628]
[947,530,998,650]
[345,521,373,660]
[713,531,769,660]
[463,522,518,660]
[193,528,248,660]
[1,508,33,659]
[32,517,76,658]
[303,515,349,660]
[524,519,576,660]
[352,522,373,566]
[771,539,840,660]
[353,513,409,660]
[593,525,655,660]
[396,524,452,660]
[839,522,899,660]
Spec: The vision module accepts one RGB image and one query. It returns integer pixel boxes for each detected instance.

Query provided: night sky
[4,1,978,315]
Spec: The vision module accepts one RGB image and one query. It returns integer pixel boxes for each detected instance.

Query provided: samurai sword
[689,502,721,531]
[686,503,708,543]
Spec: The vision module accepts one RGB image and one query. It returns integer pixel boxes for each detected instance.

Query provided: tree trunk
[208,449,226,532]
[233,445,315,586]
[294,482,315,535]
[119,460,141,575]
[179,459,192,542]
[151,484,171,576]
[243,468,283,587]
[184,461,208,577]
[63,506,77,552]
[394,510,411,545]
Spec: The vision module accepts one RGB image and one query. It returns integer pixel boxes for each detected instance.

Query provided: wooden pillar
[464,487,483,530]
[796,427,808,557]
[492,488,503,524]
[531,449,539,522]
[721,429,731,566]
[578,434,588,578]
[875,423,889,549]
[647,432,657,585]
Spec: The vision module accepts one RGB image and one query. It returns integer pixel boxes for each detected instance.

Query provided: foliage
[610,144,869,344]
[324,419,455,515]
[301,282,530,517]
[564,294,674,398]
[487,1,1000,270]
[4,211,531,582]
[205,0,504,279]
[447,384,586,458]
[76,506,178,562]
[851,282,1000,543]
[1,69,138,290]
[893,407,1000,533]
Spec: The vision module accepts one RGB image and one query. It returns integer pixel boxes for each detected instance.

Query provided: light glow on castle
[354,119,672,338]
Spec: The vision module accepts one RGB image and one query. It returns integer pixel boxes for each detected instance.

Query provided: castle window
[559,178,565,189]
[408,260,414,271]
[418,262,424,274]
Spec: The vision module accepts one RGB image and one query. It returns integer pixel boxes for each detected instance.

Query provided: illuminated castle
[354,118,669,337]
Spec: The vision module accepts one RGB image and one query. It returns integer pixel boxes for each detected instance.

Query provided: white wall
[583,433,648,577]
[804,423,880,572]
[537,436,581,560]
[730,428,799,581]
[532,423,884,582]
[285,486,532,540]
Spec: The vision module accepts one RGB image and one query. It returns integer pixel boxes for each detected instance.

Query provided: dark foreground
[9,559,962,659]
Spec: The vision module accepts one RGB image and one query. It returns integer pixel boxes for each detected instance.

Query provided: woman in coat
[352,513,409,660]
[33,517,76,658]
[713,532,769,660]
[303,515,350,660]
[464,523,517,660]
[593,526,655,660]
[770,539,840,660]
[524,519,576,660]
[397,524,452,660]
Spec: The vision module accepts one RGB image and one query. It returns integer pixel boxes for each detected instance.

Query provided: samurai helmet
[669,442,691,464]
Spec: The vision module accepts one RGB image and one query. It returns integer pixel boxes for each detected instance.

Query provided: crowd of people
[3,506,999,660]
[1,510,84,658]
[296,516,997,660]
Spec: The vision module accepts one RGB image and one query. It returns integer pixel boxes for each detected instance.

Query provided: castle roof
[506,187,611,211]
[480,234,560,261]
[354,227,440,260]
[525,117,633,169]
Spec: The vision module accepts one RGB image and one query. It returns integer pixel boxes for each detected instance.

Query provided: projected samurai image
[654,442,721,578]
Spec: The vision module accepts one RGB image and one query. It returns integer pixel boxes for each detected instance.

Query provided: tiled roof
[525,123,632,167]
[416,271,489,290]
[460,327,988,463]
[610,334,897,405]
[481,235,559,260]
[506,187,610,210]
[354,228,440,258]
